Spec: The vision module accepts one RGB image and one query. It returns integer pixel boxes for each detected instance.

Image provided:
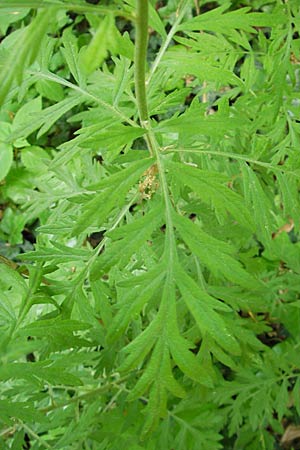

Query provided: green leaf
[118,315,162,373]
[292,377,300,416]
[0,7,30,35]
[72,158,153,235]
[106,266,165,343]
[241,164,275,244]
[128,338,185,402]
[178,2,285,35]
[148,1,167,40]
[168,331,213,387]
[276,171,300,219]
[0,400,46,425]
[0,206,25,245]
[0,361,83,386]
[36,78,65,102]
[175,264,240,355]
[90,204,163,279]
[9,95,83,141]
[142,382,168,436]
[0,142,13,180]
[162,48,244,88]
[21,145,51,170]
[166,159,254,230]
[172,212,260,289]
[0,1,297,446]
[19,241,91,263]
[275,378,289,420]
[164,274,213,387]
[20,318,91,336]
[79,123,146,161]
[30,69,136,126]
[0,121,13,180]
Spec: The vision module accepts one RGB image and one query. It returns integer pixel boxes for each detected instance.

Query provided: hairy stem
[134,0,149,125]
[134,1,175,241]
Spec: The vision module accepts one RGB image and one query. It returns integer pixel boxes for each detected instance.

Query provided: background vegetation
[0,0,300,448]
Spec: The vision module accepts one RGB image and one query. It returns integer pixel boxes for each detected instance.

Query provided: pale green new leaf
[148,87,190,116]
[123,0,166,39]
[148,1,167,40]
[0,291,16,328]
[0,8,55,105]
[0,263,27,294]
[0,7,30,35]
[0,121,14,180]
[37,95,84,138]
[0,142,13,181]
[9,96,42,139]
[61,27,85,86]
[112,56,133,107]
[72,288,103,329]
[79,13,116,74]
[9,95,84,141]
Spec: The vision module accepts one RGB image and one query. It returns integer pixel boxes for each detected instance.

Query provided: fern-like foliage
[0,0,300,448]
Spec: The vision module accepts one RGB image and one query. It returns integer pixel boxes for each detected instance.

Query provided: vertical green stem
[134,2,176,257]
[134,0,149,125]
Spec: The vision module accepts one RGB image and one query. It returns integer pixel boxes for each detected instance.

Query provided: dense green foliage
[0,0,300,448]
